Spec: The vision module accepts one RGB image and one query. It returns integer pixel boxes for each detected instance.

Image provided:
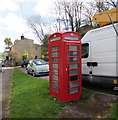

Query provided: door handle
[87,62,98,67]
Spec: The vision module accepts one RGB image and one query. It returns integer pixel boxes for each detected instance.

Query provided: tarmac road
[0,70,2,119]
[83,83,117,96]
[1,68,12,119]
[19,67,49,80]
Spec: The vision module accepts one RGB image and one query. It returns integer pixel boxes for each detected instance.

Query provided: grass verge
[10,69,97,118]
[10,69,61,118]
[106,103,118,119]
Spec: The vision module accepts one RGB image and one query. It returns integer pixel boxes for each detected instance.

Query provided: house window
[82,43,89,58]
[35,56,38,59]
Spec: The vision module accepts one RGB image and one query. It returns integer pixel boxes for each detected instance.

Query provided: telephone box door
[64,43,82,96]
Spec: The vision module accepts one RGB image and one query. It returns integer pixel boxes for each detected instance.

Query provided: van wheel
[32,71,36,77]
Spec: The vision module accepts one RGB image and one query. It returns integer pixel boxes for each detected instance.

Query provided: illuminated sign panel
[50,37,60,42]
[65,36,79,40]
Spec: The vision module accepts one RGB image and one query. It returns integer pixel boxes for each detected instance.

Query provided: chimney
[21,34,24,40]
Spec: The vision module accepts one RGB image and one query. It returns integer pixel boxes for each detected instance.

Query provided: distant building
[9,35,41,65]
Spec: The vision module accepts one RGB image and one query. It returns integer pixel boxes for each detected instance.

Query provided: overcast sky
[0,0,94,52]
[0,0,56,52]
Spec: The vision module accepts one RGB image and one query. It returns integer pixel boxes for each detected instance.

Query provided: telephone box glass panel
[52,80,59,86]
[69,64,79,69]
[70,81,79,87]
[69,70,79,75]
[69,57,78,62]
[52,52,58,57]
[52,69,58,74]
[69,76,79,81]
[52,46,58,51]
[69,45,79,50]
[52,75,59,80]
[69,51,79,56]
[52,58,58,62]
[69,87,79,94]
[52,64,58,68]
[52,86,59,92]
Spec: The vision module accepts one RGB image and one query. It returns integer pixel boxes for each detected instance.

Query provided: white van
[81,23,118,87]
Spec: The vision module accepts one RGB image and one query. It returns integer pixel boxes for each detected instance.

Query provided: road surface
[1,68,13,119]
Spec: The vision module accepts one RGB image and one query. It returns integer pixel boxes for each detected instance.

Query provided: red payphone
[48,31,82,102]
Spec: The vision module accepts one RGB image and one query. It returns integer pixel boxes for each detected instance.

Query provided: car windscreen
[33,59,47,65]
[24,61,29,63]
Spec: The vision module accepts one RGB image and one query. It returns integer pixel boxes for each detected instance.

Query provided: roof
[55,31,79,34]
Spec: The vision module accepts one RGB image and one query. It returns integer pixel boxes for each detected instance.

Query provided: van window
[82,43,89,58]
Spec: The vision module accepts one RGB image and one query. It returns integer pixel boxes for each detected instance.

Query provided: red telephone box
[48,31,82,102]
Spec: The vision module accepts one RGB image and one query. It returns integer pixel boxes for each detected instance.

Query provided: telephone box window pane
[69,76,79,81]
[52,46,58,51]
[70,81,79,87]
[69,51,79,56]
[69,64,79,69]
[69,70,79,75]
[69,88,79,94]
[52,52,58,57]
[52,75,58,80]
[52,81,59,86]
[52,58,58,62]
[52,69,58,74]
[52,86,59,92]
[69,57,78,62]
[52,64,58,68]
[69,45,78,50]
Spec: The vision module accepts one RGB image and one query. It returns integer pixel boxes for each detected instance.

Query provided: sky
[0,0,57,52]
[0,0,94,53]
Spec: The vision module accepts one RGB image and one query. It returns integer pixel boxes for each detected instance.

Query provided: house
[9,35,41,66]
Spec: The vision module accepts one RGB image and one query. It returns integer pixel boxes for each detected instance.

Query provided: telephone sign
[48,31,82,102]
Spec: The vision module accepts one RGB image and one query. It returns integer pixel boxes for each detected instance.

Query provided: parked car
[0,61,2,72]
[21,60,29,67]
[0,60,5,67]
[0,60,5,72]
[26,59,49,76]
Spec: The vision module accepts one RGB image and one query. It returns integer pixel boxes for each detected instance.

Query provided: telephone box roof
[53,31,79,34]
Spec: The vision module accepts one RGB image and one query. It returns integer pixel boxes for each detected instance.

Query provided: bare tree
[54,0,83,32]
[27,0,117,37]
[27,15,45,43]
[106,0,118,8]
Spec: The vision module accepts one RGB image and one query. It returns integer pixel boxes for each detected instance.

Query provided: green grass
[81,87,96,100]
[106,103,118,119]
[10,69,96,118]
[10,69,62,118]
